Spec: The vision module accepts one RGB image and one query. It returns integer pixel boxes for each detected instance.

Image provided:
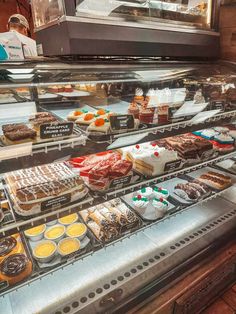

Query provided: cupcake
[153,187,169,199]
[137,187,153,199]
[132,195,149,211]
[152,197,169,217]
[133,88,144,105]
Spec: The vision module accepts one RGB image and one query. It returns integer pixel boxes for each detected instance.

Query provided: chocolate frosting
[1,254,28,277]
[0,237,17,257]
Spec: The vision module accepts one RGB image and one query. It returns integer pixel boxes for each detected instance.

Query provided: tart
[66,223,87,240]
[24,224,46,242]
[58,238,80,256]
[33,240,57,263]
[44,225,65,243]
[58,213,78,225]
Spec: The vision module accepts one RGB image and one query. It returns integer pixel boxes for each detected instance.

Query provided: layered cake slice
[197,171,232,190]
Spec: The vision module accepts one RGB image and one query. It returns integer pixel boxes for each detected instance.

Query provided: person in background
[7,14,37,57]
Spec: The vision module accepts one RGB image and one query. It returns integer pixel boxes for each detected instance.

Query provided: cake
[137,187,153,199]
[75,113,97,126]
[132,195,149,210]
[133,88,144,106]
[29,112,58,133]
[128,102,139,119]
[197,171,231,190]
[64,85,73,93]
[87,118,110,134]
[152,197,169,215]
[2,123,37,145]
[67,109,88,122]
[139,107,155,124]
[126,143,181,177]
[5,162,87,216]
[153,187,169,199]
[211,133,235,153]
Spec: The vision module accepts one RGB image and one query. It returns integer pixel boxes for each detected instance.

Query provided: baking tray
[153,176,212,206]
[79,198,142,245]
[184,166,236,191]
[219,186,236,205]
[214,159,236,175]
[23,219,93,270]
[121,187,180,221]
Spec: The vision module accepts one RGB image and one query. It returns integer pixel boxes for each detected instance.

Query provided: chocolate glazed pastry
[0,237,17,258]
[0,253,32,285]
[1,254,28,277]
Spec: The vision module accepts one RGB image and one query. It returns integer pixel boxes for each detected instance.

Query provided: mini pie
[66,223,87,238]
[44,225,65,240]
[24,224,46,237]
[33,241,57,259]
[58,238,80,256]
[58,213,78,225]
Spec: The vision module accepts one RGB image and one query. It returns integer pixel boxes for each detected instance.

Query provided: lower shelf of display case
[0,194,236,314]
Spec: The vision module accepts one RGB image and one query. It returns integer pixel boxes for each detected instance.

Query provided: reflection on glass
[31,0,65,28]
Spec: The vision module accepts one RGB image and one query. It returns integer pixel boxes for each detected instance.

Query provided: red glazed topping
[160,197,164,202]
[137,195,142,199]
[97,109,106,115]
[136,145,140,149]
[84,113,94,121]
[95,118,105,127]
[154,152,159,157]
[74,111,83,116]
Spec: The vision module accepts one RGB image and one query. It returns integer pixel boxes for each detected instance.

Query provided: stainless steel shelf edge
[1,197,235,314]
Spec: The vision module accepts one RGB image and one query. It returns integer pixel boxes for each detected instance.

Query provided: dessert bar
[196,171,232,190]
[2,123,37,145]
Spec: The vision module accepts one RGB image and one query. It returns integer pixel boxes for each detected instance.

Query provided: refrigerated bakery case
[31,0,220,57]
[0,60,236,314]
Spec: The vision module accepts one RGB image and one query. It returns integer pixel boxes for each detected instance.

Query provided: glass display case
[0,60,236,314]
[31,0,220,57]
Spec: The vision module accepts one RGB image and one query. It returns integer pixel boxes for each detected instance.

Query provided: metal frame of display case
[33,0,221,58]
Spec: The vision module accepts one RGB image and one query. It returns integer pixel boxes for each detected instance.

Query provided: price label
[0,280,9,291]
[41,193,71,211]
[164,160,182,173]
[211,101,225,111]
[40,122,74,139]
[110,175,132,189]
[110,115,134,131]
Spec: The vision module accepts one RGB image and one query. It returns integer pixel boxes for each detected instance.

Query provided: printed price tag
[110,175,132,189]
[164,160,182,173]
[0,281,9,291]
[211,100,225,111]
[41,193,71,211]
[40,122,73,139]
[110,115,134,131]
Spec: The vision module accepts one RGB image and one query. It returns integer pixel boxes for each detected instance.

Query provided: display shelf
[0,195,235,309]
[1,147,235,242]
[103,150,236,199]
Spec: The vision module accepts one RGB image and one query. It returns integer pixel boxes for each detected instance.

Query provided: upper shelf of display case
[29,1,220,57]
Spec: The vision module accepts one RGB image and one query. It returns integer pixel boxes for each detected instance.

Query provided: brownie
[3,123,37,142]
[2,123,27,133]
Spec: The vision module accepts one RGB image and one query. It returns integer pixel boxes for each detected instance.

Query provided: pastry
[132,195,149,210]
[44,225,65,242]
[29,112,58,134]
[139,107,155,124]
[67,109,88,121]
[152,197,169,215]
[58,238,80,256]
[197,171,231,190]
[0,253,32,285]
[133,88,144,106]
[33,240,57,263]
[64,85,73,93]
[75,113,98,126]
[126,143,181,177]
[153,187,169,199]
[58,213,78,225]
[87,118,110,134]
[2,123,37,145]
[128,102,139,119]
[0,236,21,262]
[5,162,87,216]
[24,224,46,242]
[66,223,87,240]
[137,187,153,199]
[87,221,105,241]
[174,181,208,202]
